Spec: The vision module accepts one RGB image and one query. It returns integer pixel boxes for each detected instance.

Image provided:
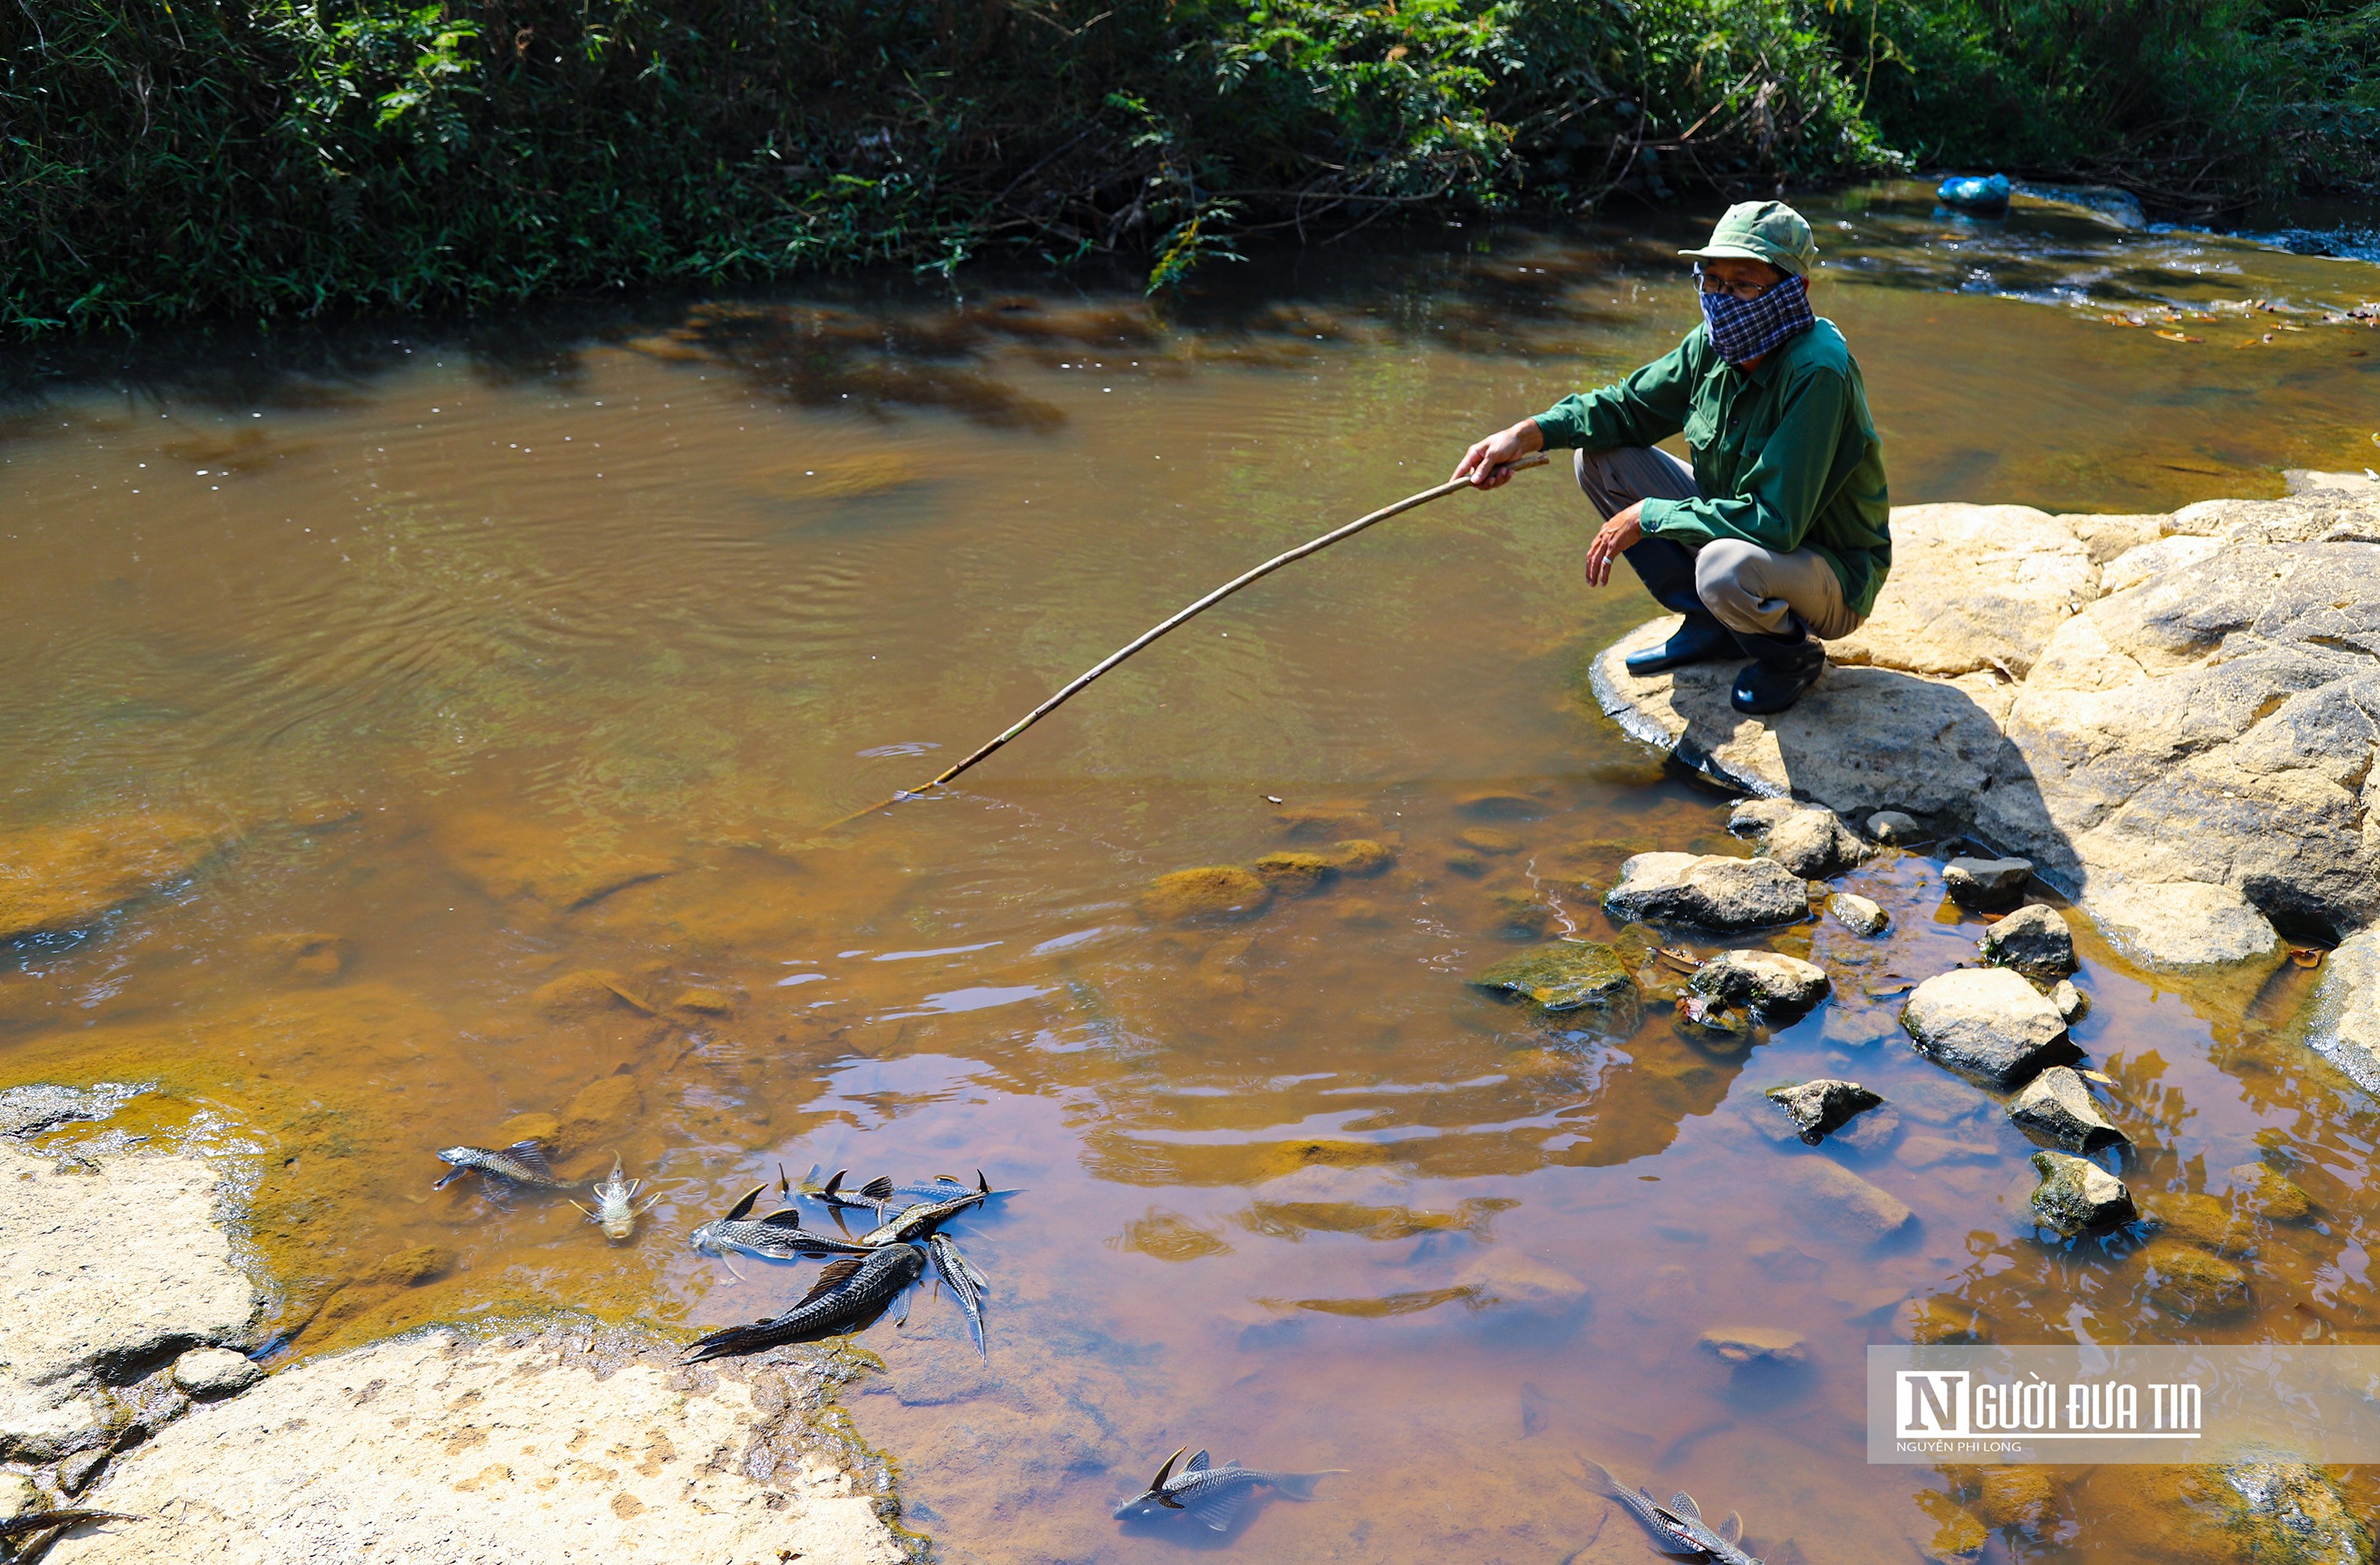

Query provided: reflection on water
[4,184,2380,1563]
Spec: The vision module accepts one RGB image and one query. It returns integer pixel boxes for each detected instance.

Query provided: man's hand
[1452,419,1545,489]
[1584,503,1644,587]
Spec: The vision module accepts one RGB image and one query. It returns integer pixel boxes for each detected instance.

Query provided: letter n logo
[1898,1371,1968,1435]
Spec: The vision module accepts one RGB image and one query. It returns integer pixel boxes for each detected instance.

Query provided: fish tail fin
[681,1320,787,1362]
[1578,1457,1624,1497]
[1272,1470,1346,1501]
[432,1167,466,1190]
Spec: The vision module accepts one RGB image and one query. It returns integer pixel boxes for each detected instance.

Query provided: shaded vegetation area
[3,0,2375,332]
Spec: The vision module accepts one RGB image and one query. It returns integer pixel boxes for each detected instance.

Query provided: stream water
[5,179,2380,1563]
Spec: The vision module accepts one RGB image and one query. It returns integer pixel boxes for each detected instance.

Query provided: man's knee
[1692,539,1762,608]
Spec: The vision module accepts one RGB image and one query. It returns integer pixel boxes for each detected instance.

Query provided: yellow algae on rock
[1139,865,1271,922]
[247,932,354,982]
[1324,838,1397,876]
[669,985,735,1015]
[1113,1209,1233,1262]
[1251,852,1336,895]
[2230,1163,2313,1221]
[531,968,654,1020]
[1271,801,1377,840]
[1973,1468,2059,1532]
[436,810,683,911]
[558,1073,646,1154]
[2140,1241,2252,1320]
[365,1244,454,1288]
[0,812,224,942]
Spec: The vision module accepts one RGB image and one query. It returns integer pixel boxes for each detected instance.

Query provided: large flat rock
[1,1146,260,1460]
[0,813,225,943]
[55,1327,905,1565]
[1589,490,2380,978]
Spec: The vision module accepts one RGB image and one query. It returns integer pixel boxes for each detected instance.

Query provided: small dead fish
[433,1139,567,1191]
[928,1232,991,1360]
[690,1184,866,1262]
[857,1175,995,1246]
[681,1241,927,1362]
[571,1154,661,1242]
[0,1508,144,1537]
[1113,1446,1342,1532]
[1580,1458,1762,1564]
[799,1165,1021,1219]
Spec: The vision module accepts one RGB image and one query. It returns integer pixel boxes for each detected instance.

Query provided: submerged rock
[2140,1241,2252,1320]
[1470,941,1637,1016]
[2229,1164,2313,1222]
[1827,893,1890,936]
[1944,856,2034,909]
[2007,1065,2128,1153]
[1325,839,1396,876]
[1981,903,2078,978]
[1140,865,1271,922]
[1693,950,1831,1015]
[1896,1296,1990,1345]
[2029,1149,2135,1235]
[1763,808,1868,879]
[1273,802,1377,840]
[1251,851,1336,895]
[2089,1455,2371,1565]
[1455,827,1524,855]
[1902,968,2074,1086]
[1603,853,1809,930]
[1783,1158,1915,1241]
[2140,1191,2258,1258]
[1456,1248,1589,1320]
[69,1326,906,1564]
[1698,1325,1806,1364]
[0,812,224,944]
[1765,1079,1884,1144]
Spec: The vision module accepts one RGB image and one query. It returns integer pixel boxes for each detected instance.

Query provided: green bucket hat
[1679,200,1816,277]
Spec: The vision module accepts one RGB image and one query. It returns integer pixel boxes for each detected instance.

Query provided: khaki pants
[1576,446,1862,641]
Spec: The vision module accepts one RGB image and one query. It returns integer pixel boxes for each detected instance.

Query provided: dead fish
[1579,1458,1762,1564]
[433,1139,567,1191]
[681,1241,927,1363]
[571,1154,661,1242]
[1113,1446,1342,1532]
[0,1508,144,1536]
[928,1231,991,1360]
[690,1184,867,1263]
[856,1174,995,1247]
[797,1165,1021,1219]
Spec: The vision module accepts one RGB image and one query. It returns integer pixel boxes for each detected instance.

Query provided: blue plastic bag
[1936,173,2012,215]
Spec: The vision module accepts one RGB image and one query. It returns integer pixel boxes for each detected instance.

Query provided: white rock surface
[1,1147,258,1461]
[170,1347,261,1399]
[1901,968,2072,1087]
[2307,928,2380,1095]
[1589,488,2380,979]
[55,1328,904,1565]
[1602,853,1809,929]
[1827,504,2099,677]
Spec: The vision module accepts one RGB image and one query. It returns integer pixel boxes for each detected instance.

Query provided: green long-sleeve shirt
[1532,319,1892,617]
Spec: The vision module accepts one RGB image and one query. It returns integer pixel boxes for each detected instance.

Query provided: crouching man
[1454,201,1890,714]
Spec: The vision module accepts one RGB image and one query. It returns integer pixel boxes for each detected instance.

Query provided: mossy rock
[2232,1164,2313,1222]
[1455,827,1524,855]
[2141,1241,2252,1320]
[1141,866,1272,922]
[1470,941,1636,1015]
[2143,1190,2257,1257]
[1324,839,1396,876]
[1252,851,1337,895]
[2084,1455,2372,1565]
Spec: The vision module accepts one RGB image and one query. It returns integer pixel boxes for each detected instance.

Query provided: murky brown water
[5,182,2380,1563]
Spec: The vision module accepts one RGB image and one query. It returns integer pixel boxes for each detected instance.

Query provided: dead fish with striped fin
[1578,1458,1762,1564]
[433,1139,569,1192]
[690,1184,869,1263]
[681,1242,928,1362]
[799,1165,1021,1220]
[928,1232,991,1360]
[1112,1446,1343,1533]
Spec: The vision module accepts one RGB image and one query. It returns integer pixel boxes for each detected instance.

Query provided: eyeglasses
[1693,265,1778,302]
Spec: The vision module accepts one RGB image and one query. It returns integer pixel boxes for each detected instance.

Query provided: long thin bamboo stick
[827,452,1552,829]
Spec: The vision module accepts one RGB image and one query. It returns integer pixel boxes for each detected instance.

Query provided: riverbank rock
[1,1145,261,1463]
[1602,853,1809,930]
[1867,809,1922,844]
[1470,941,1637,1018]
[1587,488,2380,976]
[1981,904,2077,978]
[170,1347,262,1400]
[1826,504,2100,678]
[1762,808,1868,878]
[0,813,226,944]
[1902,968,2074,1086]
[2140,1242,2252,1320]
[2029,1150,2135,1235]
[1694,950,1831,1016]
[1699,1325,1807,1365]
[2007,1067,2128,1153]
[1827,893,1890,936]
[1765,1079,1883,1144]
[2306,928,2380,1094]
[60,1325,905,1564]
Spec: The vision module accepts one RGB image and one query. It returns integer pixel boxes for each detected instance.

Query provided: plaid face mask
[1697,270,1814,364]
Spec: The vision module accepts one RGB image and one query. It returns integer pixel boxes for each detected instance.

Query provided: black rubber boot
[1730,626,1827,714]
[1623,611,1735,675]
